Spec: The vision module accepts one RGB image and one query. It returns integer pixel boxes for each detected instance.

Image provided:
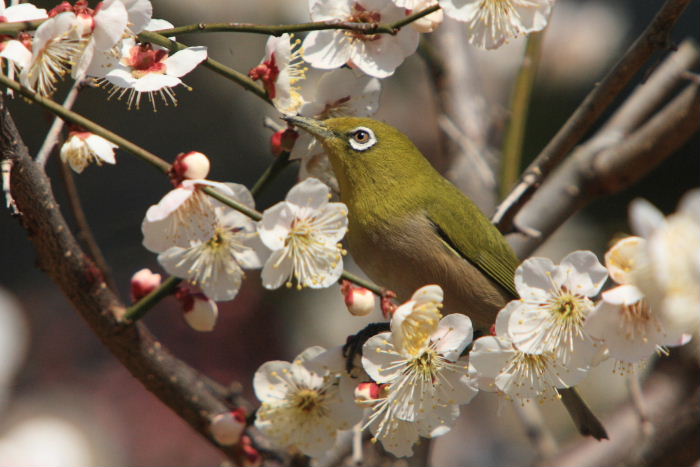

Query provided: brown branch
[509,40,700,258]
[0,93,258,465]
[492,0,693,233]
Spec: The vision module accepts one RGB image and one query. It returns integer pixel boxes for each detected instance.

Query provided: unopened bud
[130,268,162,303]
[341,280,375,316]
[178,289,218,331]
[271,128,298,156]
[210,408,246,445]
[170,151,210,184]
[604,236,646,285]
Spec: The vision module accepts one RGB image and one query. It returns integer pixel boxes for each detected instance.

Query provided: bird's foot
[342,322,391,374]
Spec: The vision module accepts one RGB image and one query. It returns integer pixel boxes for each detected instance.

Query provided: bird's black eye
[348,126,377,152]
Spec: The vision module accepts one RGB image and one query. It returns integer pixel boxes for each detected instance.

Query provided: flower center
[400,307,440,357]
[127,43,168,78]
[292,388,325,414]
[248,54,279,98]
[408,349,441,383]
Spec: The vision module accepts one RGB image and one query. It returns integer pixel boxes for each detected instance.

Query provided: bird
[284,115,608,440]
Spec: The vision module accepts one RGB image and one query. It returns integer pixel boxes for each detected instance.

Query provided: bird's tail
[559,387,608,440]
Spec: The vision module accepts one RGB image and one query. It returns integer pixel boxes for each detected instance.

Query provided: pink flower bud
[241,435,262,466]
[169,151,210,185]
[130,268,162,303]
[270,128,298,156]
[341,280,376,316]
[210,408,246,445]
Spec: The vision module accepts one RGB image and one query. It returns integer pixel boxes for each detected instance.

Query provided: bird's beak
[283,115,336,141]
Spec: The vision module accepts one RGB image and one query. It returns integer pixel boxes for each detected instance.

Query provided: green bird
[285,115,607,440]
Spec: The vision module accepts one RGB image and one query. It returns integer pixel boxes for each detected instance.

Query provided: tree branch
[508,42,699,257]
[492,0,693,233]
[0,93,255,465]
[153,5,441,37]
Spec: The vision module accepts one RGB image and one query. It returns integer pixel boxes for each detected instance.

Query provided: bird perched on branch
[285,115,607,440]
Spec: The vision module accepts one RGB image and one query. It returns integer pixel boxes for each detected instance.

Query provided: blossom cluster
[0,0,207,109]
[137,151,349,331]
[250,189,698,459]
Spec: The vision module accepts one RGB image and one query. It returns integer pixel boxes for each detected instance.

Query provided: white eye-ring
[348,127,377,152]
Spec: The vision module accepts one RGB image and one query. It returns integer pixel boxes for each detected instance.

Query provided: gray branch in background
[431,18,499,215]
[509,39,700,258]
[492,0,694,234]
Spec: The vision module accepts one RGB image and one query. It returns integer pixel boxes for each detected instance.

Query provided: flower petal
[164,46,207,77]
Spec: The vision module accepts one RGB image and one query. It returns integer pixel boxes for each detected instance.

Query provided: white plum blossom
[19,11,84,96]
[258,178,348,290]
[0,2,48,71]
[290,68,381,190]
[248,33,306,115]
[158,202,266,302]
[627,190,700,336]
[507,251,608,365]
[97,36,207,110]
[361,285,478,457]
[141,152,234,253]
[604,235,647,285]
[440,0,553,50]
[253,346,361,458]
[70,0,128,80]
[59,130,118,173]
[302,0,420,78]
[585,285,688,364]
[469,302,590,403]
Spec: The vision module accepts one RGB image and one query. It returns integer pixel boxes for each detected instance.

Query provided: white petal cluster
[259,178,348,290]
[16,0,154,96]
[469,302,589,403]
[584,189,699,364]
[253,346,361,457]
[507,251,608,366]
[59,131,118,173]
[302,0,420,78]
[361,285,478,456]
[0,2,47,71]
[440,0,553,49]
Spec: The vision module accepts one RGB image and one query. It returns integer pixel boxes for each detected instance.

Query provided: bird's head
[284,115,433,197]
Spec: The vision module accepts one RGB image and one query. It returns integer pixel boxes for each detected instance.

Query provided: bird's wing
[426,181,519,298]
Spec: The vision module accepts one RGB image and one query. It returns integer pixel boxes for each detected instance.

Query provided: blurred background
[0,0,698,464]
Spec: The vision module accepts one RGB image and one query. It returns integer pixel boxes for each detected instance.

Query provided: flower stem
[251,151,292,199]
[499,32,543,199]
[154,5,441,37]
[123,276,182,323]
[0,73,171,173]
[340,270,383,296]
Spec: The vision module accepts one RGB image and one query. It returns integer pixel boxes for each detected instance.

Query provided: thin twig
[35,80,83,167]
[154,5,441,38]
[122,275,182,322]
[511,401,558,462]
[251,152,292,198]
[60,160,120,294]
[499,31,543,199]
[492,0,693,233]
[137,31,269,102]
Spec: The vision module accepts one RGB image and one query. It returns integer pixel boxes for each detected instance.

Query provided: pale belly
[347,215,512,333]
